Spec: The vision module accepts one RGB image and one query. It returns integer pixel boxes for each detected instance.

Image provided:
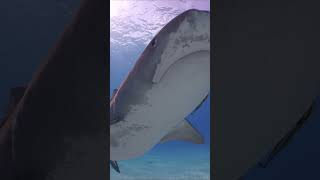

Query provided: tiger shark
[0,0,108,179]
[110,9,210,172]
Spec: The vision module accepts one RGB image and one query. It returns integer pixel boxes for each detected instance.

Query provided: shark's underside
[109,9,210,173]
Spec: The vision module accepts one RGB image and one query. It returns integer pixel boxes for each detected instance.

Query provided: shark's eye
[151,38,157,48]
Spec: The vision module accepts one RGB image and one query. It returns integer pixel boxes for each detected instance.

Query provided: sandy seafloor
[110,143,210,180]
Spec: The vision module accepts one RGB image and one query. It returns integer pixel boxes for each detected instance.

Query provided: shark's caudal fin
[110,160,120,173]
[160,119,204,144]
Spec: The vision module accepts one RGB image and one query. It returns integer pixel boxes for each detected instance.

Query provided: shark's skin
[0,0,108,179]
[110,9,210,164]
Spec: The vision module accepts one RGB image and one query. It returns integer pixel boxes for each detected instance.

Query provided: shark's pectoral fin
[160,119,204,144]
[110,160,120,173]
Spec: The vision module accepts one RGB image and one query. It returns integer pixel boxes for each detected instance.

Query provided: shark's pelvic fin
[110,160,120,173]
[160,119,204,144]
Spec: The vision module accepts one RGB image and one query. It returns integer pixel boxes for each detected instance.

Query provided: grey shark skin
[110,8,210,167]
[0,0,108,179]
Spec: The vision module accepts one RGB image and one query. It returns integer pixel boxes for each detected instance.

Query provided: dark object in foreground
[213,2,320,178]
[0,0,108,179]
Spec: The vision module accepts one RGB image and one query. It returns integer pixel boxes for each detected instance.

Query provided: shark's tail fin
[110,160,120,173]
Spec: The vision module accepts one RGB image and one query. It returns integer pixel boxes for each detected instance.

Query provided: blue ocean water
[110,0,210,179]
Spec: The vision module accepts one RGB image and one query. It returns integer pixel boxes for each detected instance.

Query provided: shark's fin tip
[160,119,204,144]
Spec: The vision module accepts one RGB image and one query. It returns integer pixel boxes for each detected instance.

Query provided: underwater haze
[110,0,211,179]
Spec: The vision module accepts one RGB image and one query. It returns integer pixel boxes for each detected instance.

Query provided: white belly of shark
[110,50,210,160]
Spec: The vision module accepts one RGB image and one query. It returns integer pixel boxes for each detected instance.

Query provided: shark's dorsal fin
[110,89,118,101]
[160,119,204,144]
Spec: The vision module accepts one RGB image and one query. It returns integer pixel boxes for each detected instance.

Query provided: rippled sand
[111,143,210,180]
